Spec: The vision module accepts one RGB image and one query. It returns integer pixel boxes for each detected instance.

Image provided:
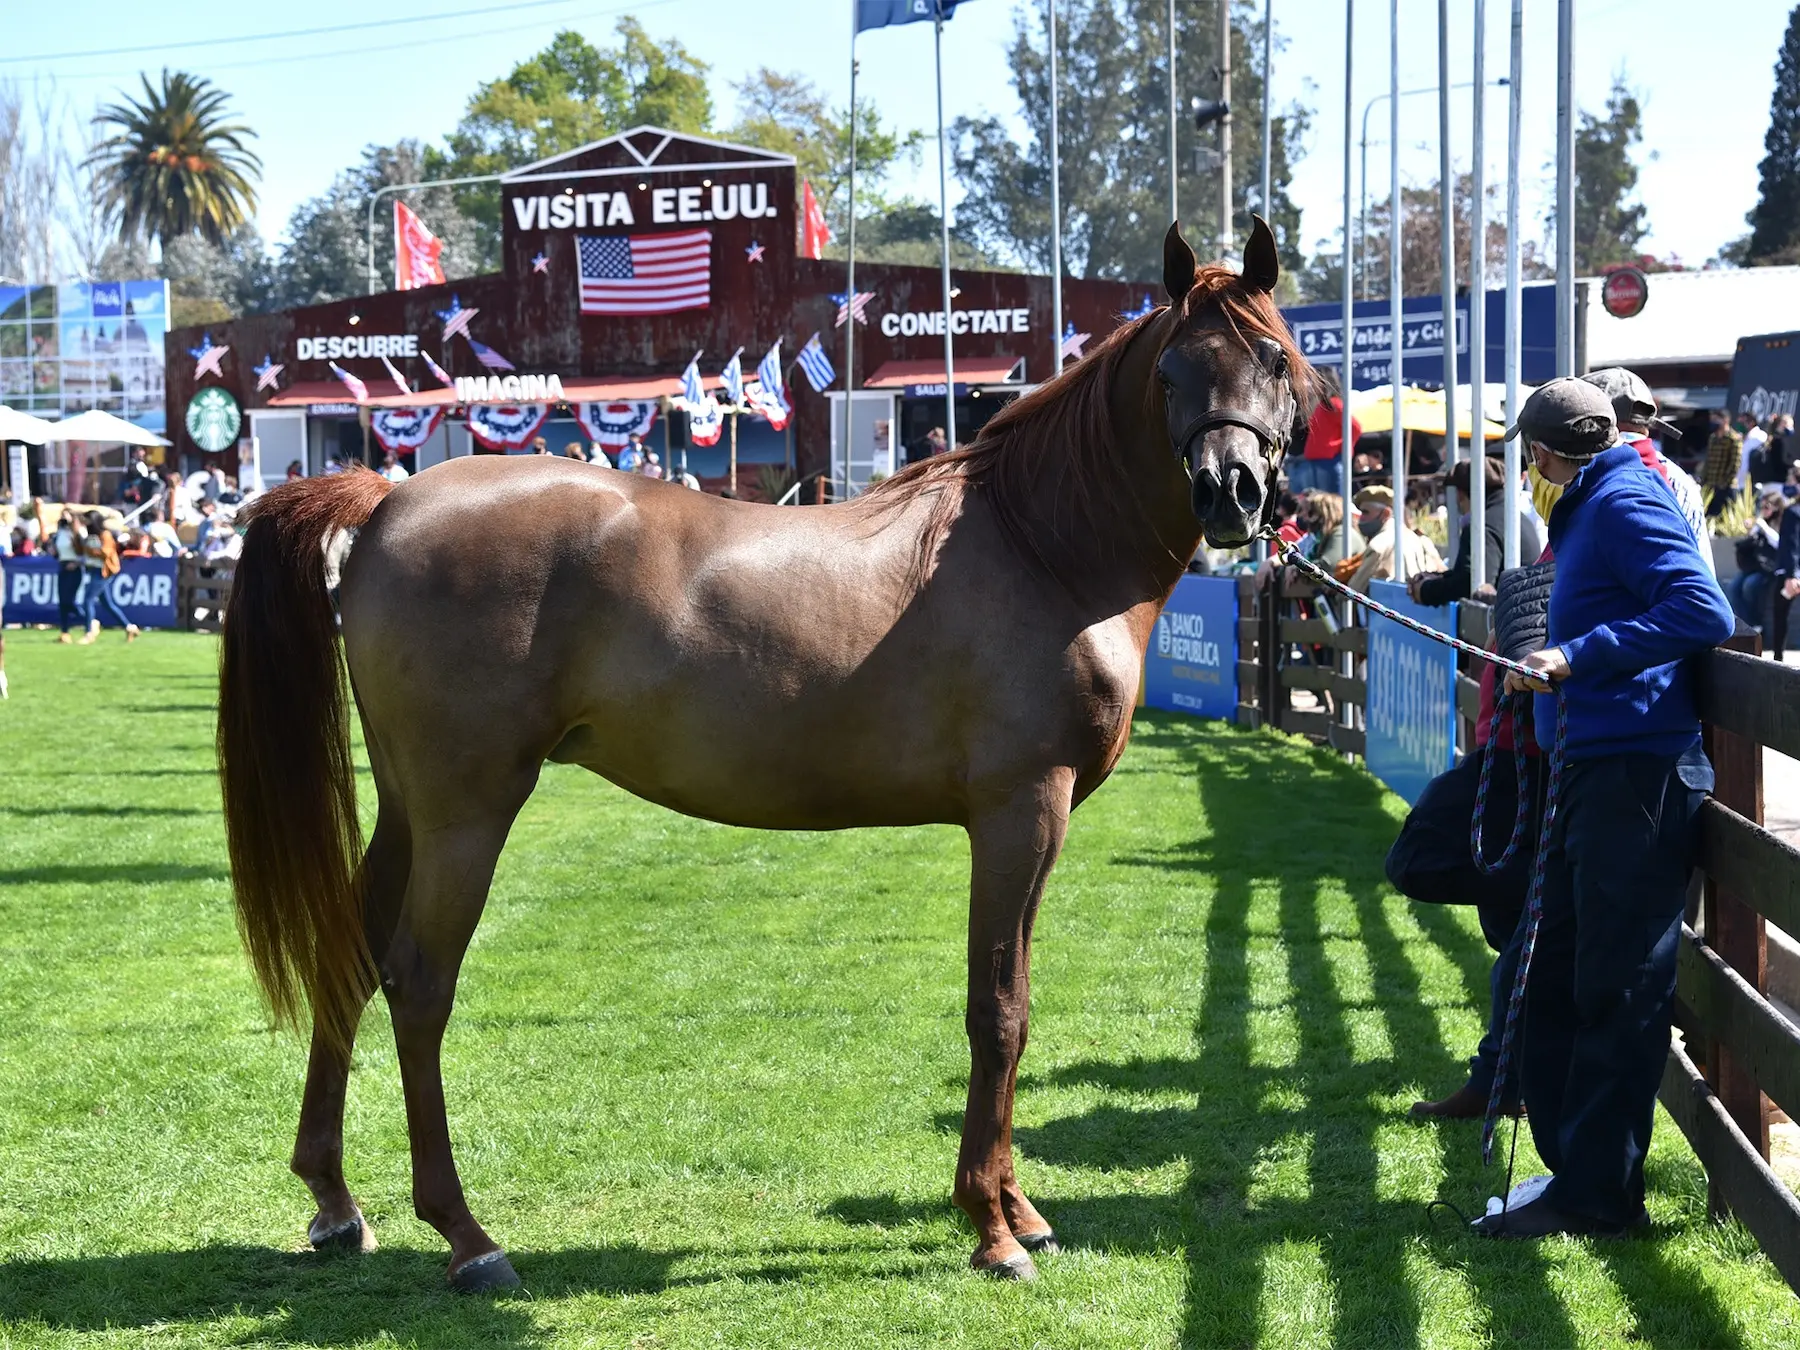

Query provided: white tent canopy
[0,405,55,444]
[39,409,171,447]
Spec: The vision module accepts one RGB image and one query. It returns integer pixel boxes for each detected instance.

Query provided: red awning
[264,378,410,408]
[862,356,1025,389]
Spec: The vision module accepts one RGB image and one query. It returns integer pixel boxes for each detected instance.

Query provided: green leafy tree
[429,23,712,260]
[948,0,1307,283]
[725,67,923,253]
[1567,79,1650,275]
[1740,4,1800,265]
[86,70,261,249]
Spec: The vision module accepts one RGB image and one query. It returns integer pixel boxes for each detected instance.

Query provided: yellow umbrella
[1349,386,1506,440]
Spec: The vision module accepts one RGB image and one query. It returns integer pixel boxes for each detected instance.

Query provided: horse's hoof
[450,1250,521,1294]
[1016,1229,1061,1255]
[973,1250,1039,1282]
[308,1210,376,1254]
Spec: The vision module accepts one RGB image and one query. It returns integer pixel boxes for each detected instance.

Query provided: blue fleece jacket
[1536,443,1735,759]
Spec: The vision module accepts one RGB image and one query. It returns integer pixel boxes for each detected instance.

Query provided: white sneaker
[1476,1173,1553,1223]
[0,670,9,699]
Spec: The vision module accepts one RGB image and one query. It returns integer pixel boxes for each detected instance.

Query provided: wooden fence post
[1702,627,1770,1219]
[1259,567,1283,733]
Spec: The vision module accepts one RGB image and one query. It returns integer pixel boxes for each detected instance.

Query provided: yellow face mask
[1529,462,1564,523]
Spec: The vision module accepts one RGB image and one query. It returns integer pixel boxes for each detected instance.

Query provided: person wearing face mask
[1471,378,1734,1240]
[1579,367,1710,572]
[1345,484,1442,595]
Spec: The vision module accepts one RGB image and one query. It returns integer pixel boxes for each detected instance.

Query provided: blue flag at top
[856,0,973,32]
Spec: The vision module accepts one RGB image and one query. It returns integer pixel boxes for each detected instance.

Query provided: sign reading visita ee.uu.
[1363,580,1457,806]
[2,557,180,628]
[1143,575,1238,721]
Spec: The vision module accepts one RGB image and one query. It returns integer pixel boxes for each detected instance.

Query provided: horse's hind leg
[382,784,532,1292]
[953,770,1072,1282]
[291,810,409,1253]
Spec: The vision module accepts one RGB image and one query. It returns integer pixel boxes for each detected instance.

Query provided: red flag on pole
[394,200,447,290]
[800,179,829,261]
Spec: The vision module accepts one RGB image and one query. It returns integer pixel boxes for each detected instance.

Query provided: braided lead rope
[1264,534,1565,1166]
[1472,695,1534,875]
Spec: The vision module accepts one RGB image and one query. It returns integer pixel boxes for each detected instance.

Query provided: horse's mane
[864,263,1312,587]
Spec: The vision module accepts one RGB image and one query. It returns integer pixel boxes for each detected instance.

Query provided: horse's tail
[217,468,395,1052]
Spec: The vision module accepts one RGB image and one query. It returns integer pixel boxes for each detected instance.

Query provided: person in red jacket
[1289,367,1359,494]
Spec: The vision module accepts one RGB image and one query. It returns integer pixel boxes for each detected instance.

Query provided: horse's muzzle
[1192,459,1266,548]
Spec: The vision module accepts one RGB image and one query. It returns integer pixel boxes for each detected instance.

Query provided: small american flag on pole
[467,338,516,372]
[577,230,712,315]
[328,361,368,403]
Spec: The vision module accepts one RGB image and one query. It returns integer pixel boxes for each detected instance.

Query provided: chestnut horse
[217,220,1307,1290]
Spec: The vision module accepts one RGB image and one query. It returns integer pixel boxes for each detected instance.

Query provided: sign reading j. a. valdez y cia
[1143,575,1239,721]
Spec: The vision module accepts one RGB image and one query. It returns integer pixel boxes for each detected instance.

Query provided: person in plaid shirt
[1699,410,1743,516]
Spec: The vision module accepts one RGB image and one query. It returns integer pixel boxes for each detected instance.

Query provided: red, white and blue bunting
[466,403,550,451]
[575,400,659,450]
[687,398,724,447]
[370,407,445,453]
[743,379,790,431]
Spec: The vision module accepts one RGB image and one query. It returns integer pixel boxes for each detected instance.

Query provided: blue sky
[5,0,1790,271]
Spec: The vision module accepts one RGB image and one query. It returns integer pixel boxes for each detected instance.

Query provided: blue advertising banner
[1364,580,1457,805]
[1144,575,1238,720]
[1,557,180,628]
[1281,283,1556,392]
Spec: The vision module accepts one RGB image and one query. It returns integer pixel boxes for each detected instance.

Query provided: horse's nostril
[1229,464,1262,515]
[1190,465,1222,518]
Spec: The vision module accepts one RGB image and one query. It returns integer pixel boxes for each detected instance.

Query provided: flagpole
[1167,0,1178,229]
[1503,0,1523,567]
[1341,0,1355,570]
[934,3,957,450]
[1388,0,1404,584]
[1468,0,1488,590]
[845,19,859,502]
[1048,0,1063,381]
[730,410,738,495]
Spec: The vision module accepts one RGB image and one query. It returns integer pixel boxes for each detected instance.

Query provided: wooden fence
[176,558,233,633]
[1231,569,1800,1289]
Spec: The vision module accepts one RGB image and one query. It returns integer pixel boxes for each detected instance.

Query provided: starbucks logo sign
[186,386,242,453]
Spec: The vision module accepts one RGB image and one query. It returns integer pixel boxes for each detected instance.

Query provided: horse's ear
[1242,214,1280,293]
[1163,222,1196,305]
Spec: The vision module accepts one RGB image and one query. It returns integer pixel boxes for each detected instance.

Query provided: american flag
[329,361,368,403]
[380,353,412,393]
[577,230,712,315]
[467,338,515,372]
[796,333,835,392]
[420,348,456,389]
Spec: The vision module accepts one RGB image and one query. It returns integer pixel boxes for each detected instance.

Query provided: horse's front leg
[954,770,1072,1281]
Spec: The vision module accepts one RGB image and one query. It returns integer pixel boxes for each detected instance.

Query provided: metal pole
[1437,0,1458,532]
[1503,0,1522,566]
[1359,108,1370,300]
[365,172,506,295]
[1049,0,1064,378]
[1219,0,1233,257]
[1260,0,1273,222]
[934,8,957,449]
[1555,0,1574,376]
[1168,0,1179,230]
[1388,0,1405,584]
[846,25,858,500]
[1468,0,1488,588]
[1342,0,1356,568]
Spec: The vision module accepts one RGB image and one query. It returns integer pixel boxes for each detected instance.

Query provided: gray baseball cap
[1502,377,1618,459]
[1581,366,1681,442]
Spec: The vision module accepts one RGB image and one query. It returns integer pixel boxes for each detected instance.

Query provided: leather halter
[1172,403,1291,532]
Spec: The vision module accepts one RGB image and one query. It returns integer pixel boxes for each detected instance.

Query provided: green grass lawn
[0,628,1794,1349]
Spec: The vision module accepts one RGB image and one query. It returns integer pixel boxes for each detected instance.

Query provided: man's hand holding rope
[1502,648,1570,696]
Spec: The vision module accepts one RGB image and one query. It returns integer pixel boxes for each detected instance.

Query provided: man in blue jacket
[1476,378,1734,1239]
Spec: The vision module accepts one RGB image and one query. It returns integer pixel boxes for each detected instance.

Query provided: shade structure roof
[39,408,171,446]
[1350,385,1506,440]
[862,356,1026,389]
[265,378,411,408]
[0,404,56,444]
[265,374,731,410]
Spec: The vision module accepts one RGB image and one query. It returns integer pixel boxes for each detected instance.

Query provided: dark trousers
[1386,747,1542,1099]
[1526,747,1710,1226]
[56,564,82,632]
[1773,588,1793,661]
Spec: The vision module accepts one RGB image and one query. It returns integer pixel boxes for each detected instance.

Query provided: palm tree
[88,70,261,249]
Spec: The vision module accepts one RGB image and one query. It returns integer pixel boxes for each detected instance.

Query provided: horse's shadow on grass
[0,1243,684,1347]
[837,716,1752,1348]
